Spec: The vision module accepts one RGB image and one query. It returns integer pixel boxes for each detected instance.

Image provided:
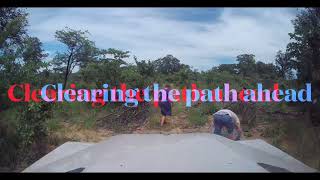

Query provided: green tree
[0,8,28,49]
[120,65,145,88]
[287,8,320,82]
[134,56,155,78]
[19,37,49,85]
[0,8,28,87]
[173,64,194,86]
[101,48,130,64]
[275,50,293,79]
[81,60,124,87]
[154,54,182,74]
[236,54,256,77]
[52,28,98,89]
[80,48,130,87]
[256,61,278,80]
[0,8,48,109]
[286,8,320,125]
[217,64,238,74]
[0,8,51,169]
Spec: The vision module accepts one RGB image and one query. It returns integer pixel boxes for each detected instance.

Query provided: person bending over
[212,109,242,141]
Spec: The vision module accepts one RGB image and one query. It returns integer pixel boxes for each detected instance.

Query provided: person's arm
[227,126,241,141]
[234,122,242,140]
[229,113,242,140]
[210,116,214,132]
[229,112,242,140]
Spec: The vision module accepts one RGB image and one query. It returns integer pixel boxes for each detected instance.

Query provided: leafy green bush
[17,102,52,148]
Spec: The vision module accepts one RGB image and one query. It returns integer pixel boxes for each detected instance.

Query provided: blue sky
[26,8,298,71]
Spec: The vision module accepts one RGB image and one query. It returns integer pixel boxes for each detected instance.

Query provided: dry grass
[51,122,113,143]
[140,101,211,134]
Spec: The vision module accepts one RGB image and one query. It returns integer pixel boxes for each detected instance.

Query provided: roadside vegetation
[0,8,320,171]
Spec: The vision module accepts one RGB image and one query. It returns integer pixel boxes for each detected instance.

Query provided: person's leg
[164,116,169,124]
[213,114,222,135]
[160,106,165,126]
[223,115,235,140]
[160,115,166,126]
[234,131,241,141]
[167,105,172,124]
[163,117,167,124]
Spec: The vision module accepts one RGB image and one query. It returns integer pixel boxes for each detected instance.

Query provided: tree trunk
[63,50,73,89]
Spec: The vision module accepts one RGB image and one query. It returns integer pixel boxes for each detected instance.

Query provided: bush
[199,102,217,115]
[17,102,52,148]
[0,121,19,170]
[262,122,286,146]
[187,107,207,127]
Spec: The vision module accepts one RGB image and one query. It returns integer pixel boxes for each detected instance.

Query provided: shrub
[0,121,19,170]
[187,108,207,127]
[17,102,52,148]
[199,102,217,115]
[262,122,286,146]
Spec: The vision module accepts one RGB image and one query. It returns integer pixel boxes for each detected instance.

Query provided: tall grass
[187,108,207,126]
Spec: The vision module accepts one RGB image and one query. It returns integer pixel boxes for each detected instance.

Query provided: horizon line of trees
[1,7,319,117]
[1,7,320,170]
